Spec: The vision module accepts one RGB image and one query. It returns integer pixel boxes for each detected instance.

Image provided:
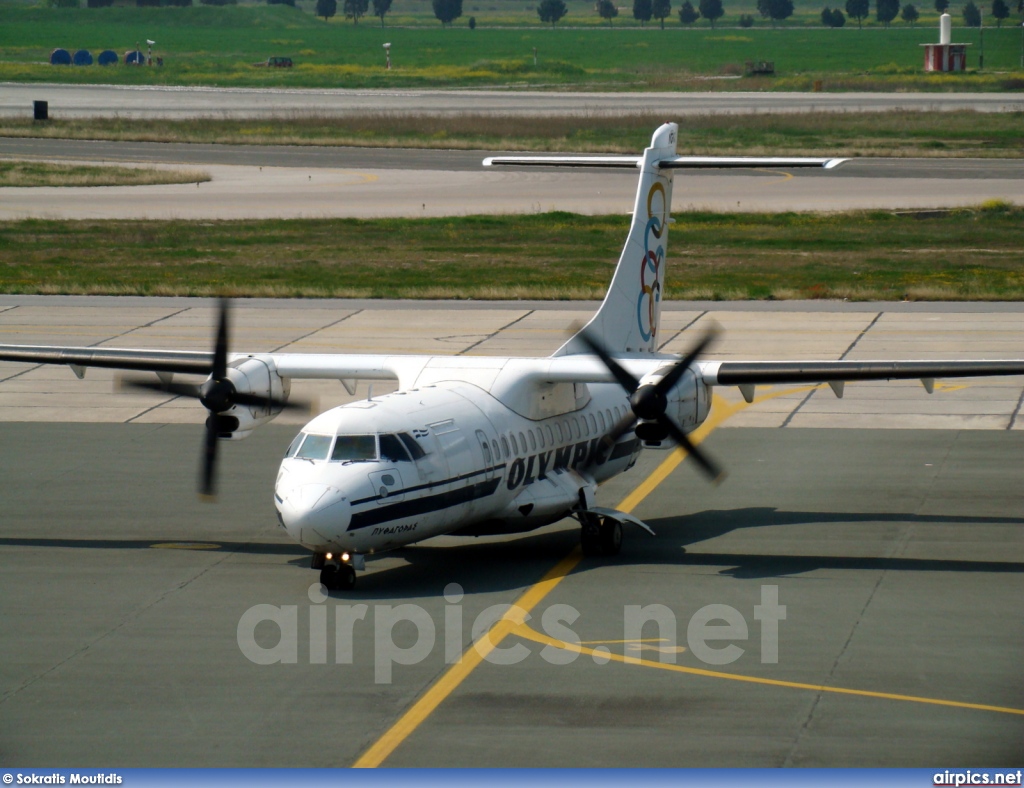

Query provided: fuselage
[274,380,642,556]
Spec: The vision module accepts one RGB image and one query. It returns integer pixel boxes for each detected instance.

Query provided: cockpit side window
[331,435,377,462]
[380,434,412,462]
[285,432,305,458]
[295,434,333,461]
[397,432,426,460]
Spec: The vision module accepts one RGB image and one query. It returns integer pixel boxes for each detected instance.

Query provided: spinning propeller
[121,299,303,498]
[578,326,725,484]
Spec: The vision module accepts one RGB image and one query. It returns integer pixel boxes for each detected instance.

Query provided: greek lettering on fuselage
[371,523,418,536]
[505,437,613,491]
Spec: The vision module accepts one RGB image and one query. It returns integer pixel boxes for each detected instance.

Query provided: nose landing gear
[316,551,361,591]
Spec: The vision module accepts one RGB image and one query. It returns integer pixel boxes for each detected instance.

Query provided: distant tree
[344,0,367,22]
[699,0,723,26]
[136,0,160,6]
[537,0,568,23]
[756,0,770,17]
[678,0,700,22]
[762,0,793,25]
[991,0,1009,24]
[738,11,754,23]
[933,0,948,11]
[267,0,296,5]
[48,0,80,6]
[316,0,337,19]
[846,0,869,26]
[962,0,980,24]
[652,0,671,26]
[372,0,391,24]
[468,13,475,25]
[822,6,846,24]
[597,0,618,23]
[201,0,238,5]
[900,2,918,23]
[633,0,653,25]
[877,0,899,26]
[433,0,462,24]
[87,0,114,6]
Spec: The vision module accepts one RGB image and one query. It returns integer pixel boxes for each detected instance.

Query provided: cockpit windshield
[294,434,333,461]
[331,435,377,462]
[285,431,424,463]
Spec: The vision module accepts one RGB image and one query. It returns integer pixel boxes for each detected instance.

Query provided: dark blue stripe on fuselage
[348,477,503,532]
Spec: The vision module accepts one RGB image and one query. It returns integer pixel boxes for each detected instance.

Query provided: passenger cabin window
[545,425,554,446]
[588,414,597,435]
[331,435,376,462]
[598,411,606,432]
[398,432,426,460]
[500,435,510,458]
[492,440,500,462]
[379,434,412,462]
[519,431,528,452]
[528,430,537,452]
[554,423,563,442]
[510,433,518,455]
[296,434,333,461]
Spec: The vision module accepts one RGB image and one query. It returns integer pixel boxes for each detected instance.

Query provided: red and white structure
[922,13,969,72]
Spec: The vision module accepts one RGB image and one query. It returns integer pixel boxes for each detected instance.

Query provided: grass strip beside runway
[4,111,1024,159]
[1,206,1022,301]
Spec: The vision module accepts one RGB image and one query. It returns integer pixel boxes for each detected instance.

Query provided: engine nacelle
[634,365,710,449]
[215,357,291,440]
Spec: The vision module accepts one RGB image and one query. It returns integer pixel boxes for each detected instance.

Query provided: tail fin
[484,125,846,358]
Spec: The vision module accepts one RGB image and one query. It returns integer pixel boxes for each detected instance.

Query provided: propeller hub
[630,384,667,421]
[199,377,237,414]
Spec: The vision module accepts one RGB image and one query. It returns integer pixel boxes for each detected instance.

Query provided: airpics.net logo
[934,772,1023,787]
[235,583,787,684]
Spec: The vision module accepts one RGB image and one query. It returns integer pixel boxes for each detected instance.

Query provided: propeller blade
[212,298,229,382]
[576,329,641,394]
[232,391,308,412]
[200,417,219,499]
[658,416,725,484]
[655,324,720,396]
[586,412,638,469]
[119,377,202,400]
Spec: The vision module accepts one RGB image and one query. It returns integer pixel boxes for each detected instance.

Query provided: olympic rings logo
[637,181,667,343]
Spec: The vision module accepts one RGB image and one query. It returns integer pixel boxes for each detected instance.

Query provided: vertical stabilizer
[555,123,678,357]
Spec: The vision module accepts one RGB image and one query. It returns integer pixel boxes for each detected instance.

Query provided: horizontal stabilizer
[660,156,847,170]
[483,156,641,168]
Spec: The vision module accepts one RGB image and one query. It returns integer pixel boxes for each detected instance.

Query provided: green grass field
[2,206,1021,300]
[1,5,1021,89]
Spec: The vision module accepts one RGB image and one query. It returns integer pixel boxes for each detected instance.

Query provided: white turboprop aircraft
[2,123,1023,591]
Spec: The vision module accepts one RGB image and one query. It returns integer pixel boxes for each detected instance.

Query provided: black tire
[339,564,357,591]
[598,517,623,556]
[580,518,602,556]
[319,564,339,590]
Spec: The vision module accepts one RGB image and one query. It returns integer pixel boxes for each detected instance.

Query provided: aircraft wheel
[311,552,327,570]
[339,564,357,591]
[580,517,602,556]
[319,564,339,590]
[598,517,623,556]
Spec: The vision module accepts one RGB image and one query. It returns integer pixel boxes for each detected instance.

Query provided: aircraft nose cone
[278,483,350,544]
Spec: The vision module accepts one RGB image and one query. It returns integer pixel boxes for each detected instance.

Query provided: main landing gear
[314,551,359,591]
[579,513,623,557]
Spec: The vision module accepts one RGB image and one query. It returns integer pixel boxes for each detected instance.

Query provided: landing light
[325,552,333,560]
[341,552,351,562]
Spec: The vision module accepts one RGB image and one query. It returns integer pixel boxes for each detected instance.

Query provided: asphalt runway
[0,298,1022,766]
[1,425,1021,766]
[2,137,1024,218]
[3,85,1024,119]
